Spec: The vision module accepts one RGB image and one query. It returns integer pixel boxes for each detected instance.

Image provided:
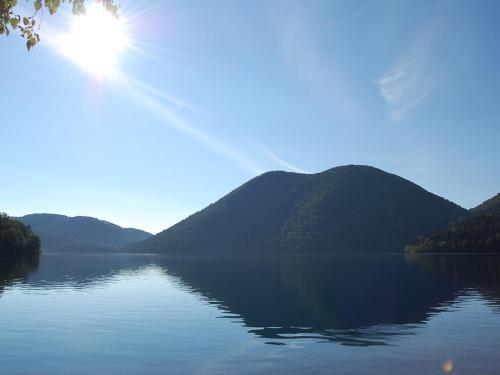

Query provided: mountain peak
[128,165,466,254]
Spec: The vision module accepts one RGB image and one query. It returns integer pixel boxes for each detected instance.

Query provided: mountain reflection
[157,255,500,345]
[1,253,500,346]
[406,254,500,306]
[24,254,158,288]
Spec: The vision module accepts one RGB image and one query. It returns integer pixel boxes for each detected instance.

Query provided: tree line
[0,213,41,255]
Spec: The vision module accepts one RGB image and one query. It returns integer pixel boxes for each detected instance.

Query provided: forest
[0,213,41,256]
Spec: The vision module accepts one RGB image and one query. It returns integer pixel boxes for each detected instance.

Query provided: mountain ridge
[17,213,152,253]
[128,165,467,254]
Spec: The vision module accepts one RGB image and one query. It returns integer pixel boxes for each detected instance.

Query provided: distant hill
[0,213,41,256]
[17,214,152,253]
[128,165,466,254]
[407,193,500,253]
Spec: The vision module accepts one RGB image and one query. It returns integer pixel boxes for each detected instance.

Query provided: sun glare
[57,4,129,78]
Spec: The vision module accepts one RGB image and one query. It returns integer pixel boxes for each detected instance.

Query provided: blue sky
[1,0,499,233]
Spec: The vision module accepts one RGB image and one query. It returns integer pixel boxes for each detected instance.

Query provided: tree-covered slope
[471,193,500,216]
[129,165,466,254]
[407,193,500,253]
[0,213,41,256]
[18,214,152,253]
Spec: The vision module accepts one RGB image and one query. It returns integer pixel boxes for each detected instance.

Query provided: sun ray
[44,3,263,175]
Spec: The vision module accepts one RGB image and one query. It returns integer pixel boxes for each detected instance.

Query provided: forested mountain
[17,214,152,253]
[128,165,466,254]
[471,193,500,216]
[407,193,500,253]
[0,213,41,256]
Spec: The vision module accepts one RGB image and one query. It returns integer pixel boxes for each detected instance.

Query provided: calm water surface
[1,253,500,374]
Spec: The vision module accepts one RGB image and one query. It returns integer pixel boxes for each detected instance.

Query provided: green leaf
[34,0,42,12]
[22,17,29,26]
[26,36,37,51]
[9,18,19,29]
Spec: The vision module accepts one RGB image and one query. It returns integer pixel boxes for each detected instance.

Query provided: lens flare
[442,359,454,373]
[56,4,129,78]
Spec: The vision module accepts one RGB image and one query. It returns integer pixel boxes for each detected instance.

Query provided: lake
[1,253,500,374]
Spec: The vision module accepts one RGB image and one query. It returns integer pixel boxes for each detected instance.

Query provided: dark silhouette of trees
[407,198,500,253]
[0,213,41,255]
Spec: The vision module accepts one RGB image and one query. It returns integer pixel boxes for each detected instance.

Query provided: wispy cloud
[377,26,439,121]
[274,1,357,121]
[378,59,434,120]
[259,145,308,173]
[318,1,375,30]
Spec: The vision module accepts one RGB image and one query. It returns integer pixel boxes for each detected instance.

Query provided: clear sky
[1,0,499,233]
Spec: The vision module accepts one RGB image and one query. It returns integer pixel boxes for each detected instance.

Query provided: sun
[56,4,129,78]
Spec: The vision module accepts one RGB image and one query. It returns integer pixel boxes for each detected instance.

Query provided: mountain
[471,193,500,216]
[128,165,466,254]
[0,213,41,256]
[17,214,152,253]
[407,193,500,253]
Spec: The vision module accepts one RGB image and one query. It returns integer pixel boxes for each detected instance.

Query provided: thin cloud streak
[259,145,308,173]
[126,76,209,115]
[118,74,265,175]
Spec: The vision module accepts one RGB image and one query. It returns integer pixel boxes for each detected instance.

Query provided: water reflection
[23,254,157,289]
[0,254,41,296]
[156,255,465,345]
[406,254,500,307]
[1,253,500,346]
